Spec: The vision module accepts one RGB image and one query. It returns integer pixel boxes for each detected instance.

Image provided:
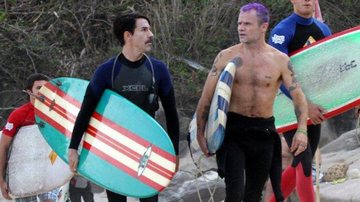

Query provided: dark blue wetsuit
[268,13,331,202]
[69,53,179,202]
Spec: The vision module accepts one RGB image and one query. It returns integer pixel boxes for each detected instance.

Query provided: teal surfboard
[34,77,176,198]
[275,26,360,133]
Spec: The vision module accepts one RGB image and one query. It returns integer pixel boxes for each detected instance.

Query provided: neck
[30,97,35,105]
[242,39,267,53]
[294,11,313,19]
[122,46,144,62]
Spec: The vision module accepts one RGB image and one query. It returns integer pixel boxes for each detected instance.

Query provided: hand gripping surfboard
[275,26,360,133]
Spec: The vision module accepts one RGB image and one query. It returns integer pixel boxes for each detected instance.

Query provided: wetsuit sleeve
[69,86,100,149]
[269,24,294,99]
[69,63,112,150]
[156,62,180,155]
[314,20,332,37]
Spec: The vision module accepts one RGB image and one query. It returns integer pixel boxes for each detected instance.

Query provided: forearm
[69,86,99,149]
[195,99,211,136]
[291,90,308,130]
[0,148,8,183]
[161,88,180,155]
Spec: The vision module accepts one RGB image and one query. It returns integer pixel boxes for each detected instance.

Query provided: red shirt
[2,102,35,137]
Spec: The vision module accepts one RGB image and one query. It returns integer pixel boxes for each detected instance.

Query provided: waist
[227,112,275,129]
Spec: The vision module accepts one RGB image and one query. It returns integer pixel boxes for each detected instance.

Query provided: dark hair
[240,2,270,24]
[25,73,48,90]
[113,12,151,46]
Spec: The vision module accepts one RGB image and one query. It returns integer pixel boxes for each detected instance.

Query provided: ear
[124,31,132,42]
[261,22,269,32]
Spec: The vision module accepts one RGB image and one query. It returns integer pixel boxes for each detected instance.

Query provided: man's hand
[197,133,212,157]
[0,180,11,200]
[308,102,326,125]
[68,148,79,173]
[290,130,308,156]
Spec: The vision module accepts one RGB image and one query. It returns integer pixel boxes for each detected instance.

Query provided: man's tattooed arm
[288,61,299,92]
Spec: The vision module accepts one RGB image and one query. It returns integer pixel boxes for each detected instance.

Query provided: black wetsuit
[69,53,179,202]
[216,112,282,202]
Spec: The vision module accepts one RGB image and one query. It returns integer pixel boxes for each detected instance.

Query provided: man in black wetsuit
[67,12,180,202]
[196,3,309,202]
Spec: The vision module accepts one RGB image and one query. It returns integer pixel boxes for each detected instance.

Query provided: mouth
[145,39,153,45]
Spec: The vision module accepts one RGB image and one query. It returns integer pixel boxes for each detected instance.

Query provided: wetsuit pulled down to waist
[216,112,283,202]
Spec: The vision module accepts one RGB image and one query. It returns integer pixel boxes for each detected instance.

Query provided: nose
[238,24,244,32]
[149,30,154,38]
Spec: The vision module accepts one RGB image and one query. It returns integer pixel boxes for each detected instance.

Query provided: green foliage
[1,0,360,123]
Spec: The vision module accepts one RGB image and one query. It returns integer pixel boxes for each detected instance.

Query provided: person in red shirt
[0,73,59,202]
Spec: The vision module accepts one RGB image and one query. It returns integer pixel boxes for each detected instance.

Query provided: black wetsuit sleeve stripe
[160,87,179,155]
[69,85,100,149]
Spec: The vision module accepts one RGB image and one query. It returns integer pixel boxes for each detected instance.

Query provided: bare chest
[234,59,281,88]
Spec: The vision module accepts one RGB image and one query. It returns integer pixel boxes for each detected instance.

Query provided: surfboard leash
[194,154,221,202]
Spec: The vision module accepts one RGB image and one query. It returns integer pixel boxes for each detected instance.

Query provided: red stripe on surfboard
[82,141,166,191]
[277,98,360,133]
[36,102,174,180]
[87,125,174,178]
[38,92,77,122]
[45,82,82,108]
[35,107,73,138]
[92,112,175,162]
[290,26,360,56]
[38,84,175,177]
[43,80,176,162]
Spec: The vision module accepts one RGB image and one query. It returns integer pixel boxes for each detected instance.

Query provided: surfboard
[0,125,73,199]
[33,77,176,198]
[189,58,240,154]
[274,26,360,133]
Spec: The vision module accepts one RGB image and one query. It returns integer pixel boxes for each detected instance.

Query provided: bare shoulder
[267,45,289,69]
[214,44,241,70]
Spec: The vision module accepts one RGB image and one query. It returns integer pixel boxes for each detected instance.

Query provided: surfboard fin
[137,145,152,177]
[49,99,56,111]
[37,121,45,128]
[54,80,62,86]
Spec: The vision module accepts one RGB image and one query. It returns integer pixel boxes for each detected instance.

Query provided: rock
[321,128,360,153]
[320,138,360,201]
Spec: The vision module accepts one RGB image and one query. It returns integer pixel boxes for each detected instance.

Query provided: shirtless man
[195,3,309,201]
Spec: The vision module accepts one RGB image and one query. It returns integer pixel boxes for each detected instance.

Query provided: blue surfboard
[189,58,240,154]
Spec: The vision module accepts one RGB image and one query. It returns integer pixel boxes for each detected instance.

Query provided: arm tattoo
[210,53,223,76]
[288,61,294,73]
[294,105,302,122]
[210,64,218,76]
[288,61,299,92]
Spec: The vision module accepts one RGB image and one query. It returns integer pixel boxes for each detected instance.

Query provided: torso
[219,44,286,118]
